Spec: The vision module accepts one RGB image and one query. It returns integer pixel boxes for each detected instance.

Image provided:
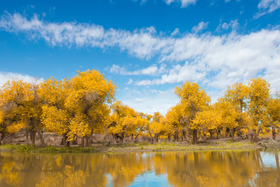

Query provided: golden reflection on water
[0,150,279,187]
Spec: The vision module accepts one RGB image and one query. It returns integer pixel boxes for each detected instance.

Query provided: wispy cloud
[255,0,280,18]
[135,62,206,85]
[164,0,198,7]
[109,64,167,76]
[133,0,198,7]
[171,28,180,36]
[216,19,239,31]
[121,88,179,114]
[126,78,134,85]
[0,72,43,86]
[192,21,209,33]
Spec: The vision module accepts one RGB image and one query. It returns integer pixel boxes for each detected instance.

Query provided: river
[0,150,279,187]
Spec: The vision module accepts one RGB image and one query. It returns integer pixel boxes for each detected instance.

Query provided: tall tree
[0,79,45,146]
[175,82,210,144]
[248,78,270,142]
[267,96,280,139]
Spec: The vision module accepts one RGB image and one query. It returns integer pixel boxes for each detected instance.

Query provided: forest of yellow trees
[0,69,280,147]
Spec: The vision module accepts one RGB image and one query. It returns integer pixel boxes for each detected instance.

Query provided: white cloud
[216,19,239,31]
[0,12,168,60]
[255,0,280,18]
[192,21,209,33]
[135,62,206,85]
[109,64,167,76]
[171,28,179,36]
[0,72,43,86]
[120,88,179,115]
[165,0,197,7]
[126,78,134,85]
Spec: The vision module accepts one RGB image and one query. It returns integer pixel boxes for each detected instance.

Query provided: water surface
[0,150,279,187]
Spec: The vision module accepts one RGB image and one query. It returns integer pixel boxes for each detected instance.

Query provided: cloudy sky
[0,0,280,114]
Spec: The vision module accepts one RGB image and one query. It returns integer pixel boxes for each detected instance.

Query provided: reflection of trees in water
[0,151,280,186]
[0,161,21,186]
[156,151,263,187]
[36,165,87,187]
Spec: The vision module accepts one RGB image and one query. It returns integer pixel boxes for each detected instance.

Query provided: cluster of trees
[0,70,116,146]
[164,78,280,143]
[0,69,280,146]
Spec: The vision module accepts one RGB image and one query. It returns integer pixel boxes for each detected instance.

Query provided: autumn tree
[147,112,166,144]
[215,99,240,140]
[39,78,73,147]
[0,79,45,146]
[223,82,249,139]
[107,101,136,143]
[192,105,222,140]
[248,78,270,142]
[267,96,280,139]
[175,82,210,144]
[166,104,184,141]
[41,70,115,147]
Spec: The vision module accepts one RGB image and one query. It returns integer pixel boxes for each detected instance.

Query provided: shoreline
[0,140,266,153]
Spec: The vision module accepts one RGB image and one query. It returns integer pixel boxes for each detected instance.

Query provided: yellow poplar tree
[0,79,45,146]
[166,104,182,141]
[215,99,240,140]
[148,112,166,144]
[267,97,280,139]
[192,106,222,140]
[248,78,270,142]
[39,78,72,146]
[65,70,115,146]
[223,82,249,139]
[175,82,210,144]
[107,101,136,143]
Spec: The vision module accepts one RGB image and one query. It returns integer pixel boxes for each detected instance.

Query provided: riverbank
[0,138,266,153]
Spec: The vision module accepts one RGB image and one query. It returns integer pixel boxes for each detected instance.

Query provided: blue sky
[1,0,280,114]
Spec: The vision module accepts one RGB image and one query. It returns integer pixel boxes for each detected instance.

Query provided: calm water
[0,150,279,187]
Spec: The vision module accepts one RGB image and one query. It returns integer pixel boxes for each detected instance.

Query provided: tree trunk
[26,129,29,141]
[72,137,77,145]
[85,136,89,147]
[272,126,276,140]
[168,134,171,142]
[31,118,46,146]
[181,129,187,141]
[0,132,5,145]
[174,130,179,142]
[231,128,236,141]
[35,127,46,146]
[216,129,221,139]
[193,129,198,144]
[62,133,70,147]
[225,128,229,138]
[31,129,36,146]
[81,137,85,147]
[210,131,213,139]
[155,134,159,143]
[150,137,153,144]
[250,129,258,143]
[134,134,140,143]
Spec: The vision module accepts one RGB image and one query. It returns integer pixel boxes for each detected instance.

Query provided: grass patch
[156,145,162,150]
[0,144,94,153]
[138,142,150,146]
